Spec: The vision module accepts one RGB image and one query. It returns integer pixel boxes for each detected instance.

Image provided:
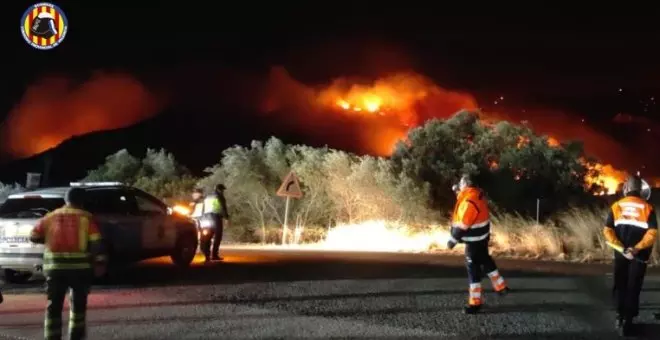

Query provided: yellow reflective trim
[43,252,88,259]
[89,233,101,241]
[79,216,88,252]
[43,263,91,270]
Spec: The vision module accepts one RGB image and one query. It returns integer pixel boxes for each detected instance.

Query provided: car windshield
[0,197,65,218]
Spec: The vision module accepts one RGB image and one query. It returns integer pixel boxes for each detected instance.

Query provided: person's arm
[450,200,479,243]
[29,217,48,244]
[634,207,658,251]
[87,217,106,264]
[603,207,622,248]
[220,195,229,219]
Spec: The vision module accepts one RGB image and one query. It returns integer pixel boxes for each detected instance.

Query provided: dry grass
[229,207,660,265]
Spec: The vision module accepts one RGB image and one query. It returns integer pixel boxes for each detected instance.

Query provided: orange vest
[608,196,656,255]
[451,187,490,242]
[611,196,654,230]
[31,206,102,273]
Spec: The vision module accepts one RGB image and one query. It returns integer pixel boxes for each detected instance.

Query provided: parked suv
[0,182,198,283]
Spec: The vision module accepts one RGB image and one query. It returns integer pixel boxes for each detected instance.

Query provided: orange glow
[262,69,478,156]
[547,137,561,147]
[172,204,191,216]
[315,220,452,252]
[316,72,479,155]
[0,73,160,158]
[584,163,628,195]
[517,136,531,148]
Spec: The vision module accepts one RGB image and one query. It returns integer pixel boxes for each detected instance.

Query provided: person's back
[30,187,105,340]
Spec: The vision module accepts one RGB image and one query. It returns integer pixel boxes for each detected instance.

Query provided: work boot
[211,254,223,261]
[496,287,511,297]
[463,304,482,314]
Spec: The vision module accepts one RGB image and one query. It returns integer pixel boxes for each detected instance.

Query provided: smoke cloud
[0,72,160,158]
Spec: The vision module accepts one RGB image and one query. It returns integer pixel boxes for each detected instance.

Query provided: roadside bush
[82,148,198,201]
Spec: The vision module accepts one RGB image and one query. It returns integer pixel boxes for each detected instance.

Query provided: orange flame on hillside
[310,74,633,194]
[0,73,160,158]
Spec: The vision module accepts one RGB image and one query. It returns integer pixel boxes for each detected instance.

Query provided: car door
[130,190,176,253]
[83,188,142,259]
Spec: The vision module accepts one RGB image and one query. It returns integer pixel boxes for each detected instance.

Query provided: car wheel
[3,269,32,284]
[171,232,197,267]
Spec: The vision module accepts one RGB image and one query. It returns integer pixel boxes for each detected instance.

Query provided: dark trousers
[465,238,498,284]
[44,270,93,340]
[613,252,647,319]
[200,217,223,259]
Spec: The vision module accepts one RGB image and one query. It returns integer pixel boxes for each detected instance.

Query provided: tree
[82,148,197,201]
[391,110,594,217]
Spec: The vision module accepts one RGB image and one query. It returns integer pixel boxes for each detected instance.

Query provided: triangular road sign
[276,171,303,198]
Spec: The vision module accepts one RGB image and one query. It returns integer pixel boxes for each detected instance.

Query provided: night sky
[2,3,660,181]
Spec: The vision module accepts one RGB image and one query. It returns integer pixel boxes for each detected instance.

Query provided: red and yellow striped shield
[20,3,68,50]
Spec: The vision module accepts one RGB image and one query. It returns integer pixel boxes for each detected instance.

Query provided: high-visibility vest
[203,195,222,214]
[30,206,104,273]
[605,195,658,260]
[451,187,491,243]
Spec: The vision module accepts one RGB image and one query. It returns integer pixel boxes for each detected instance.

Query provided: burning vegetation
[262,69,639,195]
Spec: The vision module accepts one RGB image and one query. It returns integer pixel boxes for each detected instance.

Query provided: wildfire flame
[317,79,636,195]
[0,73,160,158]
[584,163,628,195]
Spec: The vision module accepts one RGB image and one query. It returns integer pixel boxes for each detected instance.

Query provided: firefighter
[30,187,105,340]
[603,175,657,336]
[447,174,510,314]
[204,184,229,261]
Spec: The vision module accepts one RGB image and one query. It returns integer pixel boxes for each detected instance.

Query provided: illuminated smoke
[262,67,477,155]
[0,73,160,158]
[261,67,641,192]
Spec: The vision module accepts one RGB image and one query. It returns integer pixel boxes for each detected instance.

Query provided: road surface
[1,247,660,339]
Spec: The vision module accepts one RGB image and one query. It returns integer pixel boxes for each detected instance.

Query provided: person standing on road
[205,184,229,261]
[603,175,658,336]
[190,188,206,219]
[30,187,106,340]
[446,174,510,314]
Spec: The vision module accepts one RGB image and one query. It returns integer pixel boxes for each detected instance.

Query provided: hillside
[0,107,292,186]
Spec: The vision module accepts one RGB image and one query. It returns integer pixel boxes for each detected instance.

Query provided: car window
[0,197,65,219]
[134,192,166,215]
[83,189,137,215]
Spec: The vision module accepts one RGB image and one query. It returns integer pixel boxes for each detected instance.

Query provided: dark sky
[3,3,660,178]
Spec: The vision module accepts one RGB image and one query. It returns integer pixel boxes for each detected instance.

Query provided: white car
[0,182,198,283]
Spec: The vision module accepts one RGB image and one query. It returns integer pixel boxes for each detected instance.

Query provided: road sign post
[276,171,303,245]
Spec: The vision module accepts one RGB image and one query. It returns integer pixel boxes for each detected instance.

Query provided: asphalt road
[1,247,660,339]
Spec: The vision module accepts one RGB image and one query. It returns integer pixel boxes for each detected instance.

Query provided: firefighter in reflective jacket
[30,187,105,340]
[190,185,228,262]
[603,175,658,336]
[205,184,228,261]
[447,174,510,314]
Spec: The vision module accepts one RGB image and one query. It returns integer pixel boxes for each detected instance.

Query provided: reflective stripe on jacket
[450,187,491,243]
[30,206,104,273]
[604,195,658,260]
